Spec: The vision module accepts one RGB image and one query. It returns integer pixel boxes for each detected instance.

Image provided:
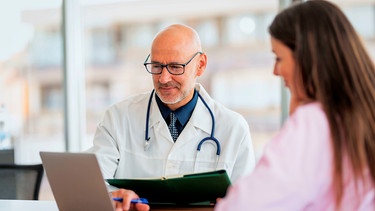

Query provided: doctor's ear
[196,53,207,76]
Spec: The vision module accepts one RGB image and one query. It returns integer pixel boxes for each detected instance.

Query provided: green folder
[106,169,231,204]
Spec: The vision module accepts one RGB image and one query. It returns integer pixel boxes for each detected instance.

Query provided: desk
[0,199,58,210]
[151,204,214,211]
[0,200,214,211]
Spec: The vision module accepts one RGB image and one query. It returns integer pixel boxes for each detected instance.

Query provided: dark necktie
[168,112,178,142]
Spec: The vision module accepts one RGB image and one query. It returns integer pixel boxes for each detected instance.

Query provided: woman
[215,0,375,210]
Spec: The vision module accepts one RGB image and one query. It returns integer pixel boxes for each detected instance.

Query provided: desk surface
[0,200,58,211]
[151,204,214,211]
[0,200,214,211]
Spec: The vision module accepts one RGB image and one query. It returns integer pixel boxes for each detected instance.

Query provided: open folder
[106,169,231,204]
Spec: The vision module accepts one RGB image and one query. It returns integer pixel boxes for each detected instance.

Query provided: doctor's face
[150,50,205,111]
[149,25,206,111]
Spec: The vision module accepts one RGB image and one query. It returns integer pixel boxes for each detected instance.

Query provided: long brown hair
[269,0,375,207]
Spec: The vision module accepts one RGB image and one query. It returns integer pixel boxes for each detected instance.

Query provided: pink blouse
[215,103,374,211]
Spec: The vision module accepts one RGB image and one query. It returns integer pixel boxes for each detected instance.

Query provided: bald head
[151,24,202,56]
[147,24,207,110]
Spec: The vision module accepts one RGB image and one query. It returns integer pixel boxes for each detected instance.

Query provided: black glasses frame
[144,52,203,75]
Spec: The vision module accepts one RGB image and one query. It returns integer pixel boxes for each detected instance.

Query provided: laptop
[40,151,115,211]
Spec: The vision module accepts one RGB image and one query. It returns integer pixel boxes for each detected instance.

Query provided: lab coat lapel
[148,94,174,142]
[191,84,214,135]
[187,99,212,135]
[175,86,213,146]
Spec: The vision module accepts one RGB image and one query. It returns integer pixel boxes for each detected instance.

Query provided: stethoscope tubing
[196,92,221,156]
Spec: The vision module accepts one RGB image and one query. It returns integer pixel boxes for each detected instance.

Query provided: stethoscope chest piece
[144,140,151,151]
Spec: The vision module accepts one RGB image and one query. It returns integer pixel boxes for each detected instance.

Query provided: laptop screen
[40,152,115,211]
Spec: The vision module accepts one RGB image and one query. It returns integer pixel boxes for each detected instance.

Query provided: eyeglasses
[144,52,202,75]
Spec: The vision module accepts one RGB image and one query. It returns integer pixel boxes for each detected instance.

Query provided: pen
[112,197,149,204]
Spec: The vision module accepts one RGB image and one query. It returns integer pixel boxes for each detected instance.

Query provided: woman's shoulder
[273,102,330,147]
[284,102,330,143]
[292,102,326,121]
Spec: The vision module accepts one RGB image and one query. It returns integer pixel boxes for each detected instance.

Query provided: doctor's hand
[111,189,150,211]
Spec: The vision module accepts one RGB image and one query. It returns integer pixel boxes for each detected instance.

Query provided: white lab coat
[87,84,255,183]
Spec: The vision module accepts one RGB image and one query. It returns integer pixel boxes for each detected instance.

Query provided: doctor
[87,24,255,211]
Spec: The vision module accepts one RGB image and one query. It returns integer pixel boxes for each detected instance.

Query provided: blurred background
[0,0,374,199]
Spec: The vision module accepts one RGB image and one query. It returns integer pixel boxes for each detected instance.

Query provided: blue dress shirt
[155,89,198,135]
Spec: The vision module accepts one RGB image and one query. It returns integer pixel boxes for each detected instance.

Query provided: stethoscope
[144,89,221,171]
